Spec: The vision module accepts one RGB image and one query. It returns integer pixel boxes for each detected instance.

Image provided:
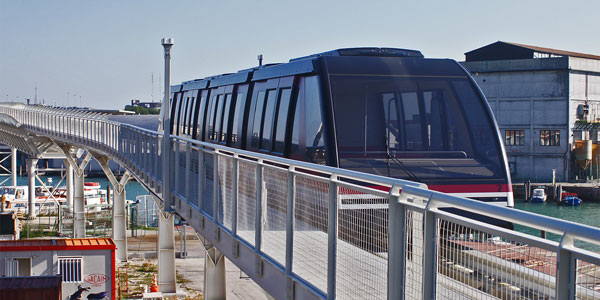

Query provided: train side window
[251,91,267,148]
[180,95,190,135]
[181,94,190,135]
[231,90,247,146]
[185,94,197,136]
[290,98,301,156]
[260,89,277,151]
[273,88,292,153]
[174,93,184,135]
[400,92,422,150]
[205,95,217,140]
[305,76,325,164]
[171,93,182,135]
[214,94,227,142]
[221,94,233,143]
[194,91,209,141]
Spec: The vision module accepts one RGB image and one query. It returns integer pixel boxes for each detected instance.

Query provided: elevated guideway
[0,102,599,299]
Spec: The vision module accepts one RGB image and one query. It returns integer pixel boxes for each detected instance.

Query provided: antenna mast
[34,82,38,104]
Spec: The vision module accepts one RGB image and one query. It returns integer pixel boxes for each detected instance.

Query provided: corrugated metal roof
[506,42,600,60]
[0,237,115,250]
[0,275,61,289]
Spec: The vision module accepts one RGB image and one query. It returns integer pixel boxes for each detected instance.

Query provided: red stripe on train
[429,184,512,193]
[359,184,512,194]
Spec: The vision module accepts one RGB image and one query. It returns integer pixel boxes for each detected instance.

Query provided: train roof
[177,47,425,91]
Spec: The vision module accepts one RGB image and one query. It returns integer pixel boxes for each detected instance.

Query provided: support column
[58,146,92,239]
[157,207,176,293]
[27,158,38,219]
[113,186,127,260]
[73,169,85,238]
[11,147,17,186]
[94,154,130,262]
[203,240,226,300]
[64,159,74,208]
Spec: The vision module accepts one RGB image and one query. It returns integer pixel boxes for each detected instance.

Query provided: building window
[6,258,31,276]
[505,130,525,146]
[540,130,560,146]
[58,257,83,282]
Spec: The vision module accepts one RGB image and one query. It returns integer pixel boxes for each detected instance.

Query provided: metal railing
[1,102,599,299]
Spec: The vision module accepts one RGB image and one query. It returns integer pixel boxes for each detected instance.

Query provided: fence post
[556,234,576,299]
[198,149,205,209]
[327,174,339,300]
[255,160,265,276]
[285,167,296,300]
[422,195,438,300]
[213,150,219,221]
[388,186,406,300]
[232,154,239,236]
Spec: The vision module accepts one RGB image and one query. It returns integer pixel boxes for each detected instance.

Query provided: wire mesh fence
[3,104,600,299]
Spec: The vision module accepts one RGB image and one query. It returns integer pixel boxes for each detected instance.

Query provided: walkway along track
[0,102,600,299]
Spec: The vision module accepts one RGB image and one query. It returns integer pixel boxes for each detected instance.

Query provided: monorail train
[166,47,514,222]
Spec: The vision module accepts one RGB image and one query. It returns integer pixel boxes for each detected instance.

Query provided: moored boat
[561,192,582,206]
[530,188,547,203]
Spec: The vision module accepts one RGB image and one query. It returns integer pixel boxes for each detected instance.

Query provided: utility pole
[161,38,174,211]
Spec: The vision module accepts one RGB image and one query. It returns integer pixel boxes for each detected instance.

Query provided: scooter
[69,286,89,300]
[86,290,109,300]
[69,285,108,300]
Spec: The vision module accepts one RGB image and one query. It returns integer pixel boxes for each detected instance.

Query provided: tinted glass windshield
[330,69,505,185]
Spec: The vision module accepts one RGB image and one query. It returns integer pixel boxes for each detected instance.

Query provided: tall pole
[11,147,17,186]
[161,38,174,211]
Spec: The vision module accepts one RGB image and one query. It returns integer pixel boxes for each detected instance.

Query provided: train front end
[321,50,514,212]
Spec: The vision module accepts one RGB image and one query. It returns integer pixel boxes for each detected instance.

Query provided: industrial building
[462,41,600,182]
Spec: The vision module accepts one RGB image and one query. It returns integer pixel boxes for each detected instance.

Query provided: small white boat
[1,182,109,214]
[0,186,64,215]
[530,188,547,203]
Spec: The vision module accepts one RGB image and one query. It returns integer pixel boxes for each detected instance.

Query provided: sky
[1,0,599,109]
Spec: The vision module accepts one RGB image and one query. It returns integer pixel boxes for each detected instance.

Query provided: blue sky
[1,0,598,109]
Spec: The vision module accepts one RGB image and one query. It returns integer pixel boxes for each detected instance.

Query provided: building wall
[464,59,570,182]
[465,56,600,182]
[0,249,113,299]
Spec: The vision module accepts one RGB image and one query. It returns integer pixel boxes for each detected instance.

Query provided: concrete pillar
[11,148,17,186]
[203,241,226,300]
[64,159,74,208]
[27,158,38,219]
[157,208,176,293]
[73,170,85,238]
[113,187,127,261]
[94,155,130,262]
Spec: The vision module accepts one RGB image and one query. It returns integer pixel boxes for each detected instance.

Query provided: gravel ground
[123,227,270,300]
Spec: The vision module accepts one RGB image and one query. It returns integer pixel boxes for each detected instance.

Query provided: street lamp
[161,37,174,211]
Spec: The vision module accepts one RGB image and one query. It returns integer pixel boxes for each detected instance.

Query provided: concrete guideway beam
[58,144,92,238]
[202,239,226,300]
[154,196,177,293]
[94,153,130,262]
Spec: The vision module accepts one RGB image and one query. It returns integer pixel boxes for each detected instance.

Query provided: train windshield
[330,61,505,185]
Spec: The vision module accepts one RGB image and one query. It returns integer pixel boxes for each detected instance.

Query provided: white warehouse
[462,41,600,182]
